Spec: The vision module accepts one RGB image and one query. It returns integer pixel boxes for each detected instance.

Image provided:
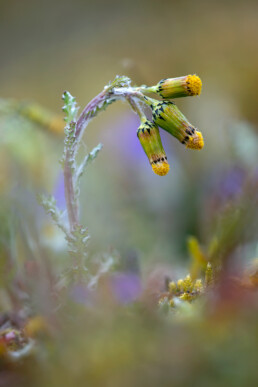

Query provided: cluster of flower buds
[135,74,203,176]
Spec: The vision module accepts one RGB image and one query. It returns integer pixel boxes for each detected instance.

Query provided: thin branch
[126,96,146,122]
[75,90,106,141]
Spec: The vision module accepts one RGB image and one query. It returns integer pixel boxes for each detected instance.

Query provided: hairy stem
[64,150,79,232]
[75,90,107,153]
[126,96,146,122]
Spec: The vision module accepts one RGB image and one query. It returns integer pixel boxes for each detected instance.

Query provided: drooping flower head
[150,100,204,150]
[152,74,202,99]
[137,119,170,176]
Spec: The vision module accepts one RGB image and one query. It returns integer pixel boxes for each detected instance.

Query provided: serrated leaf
[75,143,103,185]
[106,75,131,90]
[37,194,69,235]
[62,91,79,123]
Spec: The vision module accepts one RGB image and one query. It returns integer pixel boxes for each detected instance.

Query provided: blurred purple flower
[218,167,245,201]
[102,112,144,164]
[69,284,91,306]
[111,272,142,304]
[53,173,66,210]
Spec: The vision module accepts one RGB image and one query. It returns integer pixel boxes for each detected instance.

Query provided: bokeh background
[0,0,258,272]
[1,1,258,386]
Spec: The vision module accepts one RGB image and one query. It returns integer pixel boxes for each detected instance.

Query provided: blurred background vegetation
[0,0,258,385]
[1,0,257,264]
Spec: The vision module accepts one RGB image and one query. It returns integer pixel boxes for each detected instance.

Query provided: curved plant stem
[61,79,150,273]
[126,96,146,122]
[64,90,111,233]
[75,90,107,148]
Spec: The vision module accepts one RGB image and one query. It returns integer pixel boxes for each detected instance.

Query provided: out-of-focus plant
[158,262,214,312]
[0,98,64,135]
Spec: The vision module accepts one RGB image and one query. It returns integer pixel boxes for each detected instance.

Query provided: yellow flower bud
[168,281,177,294]
[179,292,193,301]
[155,74,202,99]
[183,274,194,292]
[151,101,204,150]
[177,279,184,292]
[194,279,204,292]
[137,119,170,176]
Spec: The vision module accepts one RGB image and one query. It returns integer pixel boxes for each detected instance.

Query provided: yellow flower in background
[19,102,64,135]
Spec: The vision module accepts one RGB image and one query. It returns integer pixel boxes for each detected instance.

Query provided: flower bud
[151,101,204,150]
[137,119,170,176]
[155,74,202,99]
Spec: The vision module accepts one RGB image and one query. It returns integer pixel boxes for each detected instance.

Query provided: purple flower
[218,167,245,200]
[69,284,91,306]
[53,173,66,210]
[111,272,142,304]
[102,112,144,164]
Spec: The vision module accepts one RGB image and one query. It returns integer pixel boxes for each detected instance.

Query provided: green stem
[136,85,157,94]
[126,96,146,122]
